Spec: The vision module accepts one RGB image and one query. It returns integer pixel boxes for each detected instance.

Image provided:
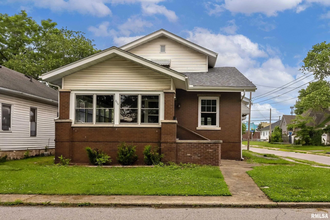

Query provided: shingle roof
[282,115,296,125]
[0,66,58,102]
[184,67,256,88]
[260,120,281,131]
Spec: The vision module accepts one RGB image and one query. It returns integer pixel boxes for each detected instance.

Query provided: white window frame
[70,91,164,127]
[160,45,166,53]
[197,96,220,130]
[1,103,13,132]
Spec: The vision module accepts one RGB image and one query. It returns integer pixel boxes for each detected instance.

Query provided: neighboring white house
[260,120,281,141]
[0,66,58,159]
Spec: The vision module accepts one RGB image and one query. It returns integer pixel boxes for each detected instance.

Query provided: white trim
[70,91,164,127]
[196,127,221,130]
[1,103,13,132]
[198,96,220,128]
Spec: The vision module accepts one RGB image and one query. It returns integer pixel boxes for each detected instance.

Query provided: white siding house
[0,66,58,159]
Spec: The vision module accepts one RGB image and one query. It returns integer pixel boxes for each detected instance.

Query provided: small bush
[117,142,138,165]
[86,147,111,166]
[23,150,30,159]
[143,145,163,165]
[58,155,70,166]
[0,155,7,163]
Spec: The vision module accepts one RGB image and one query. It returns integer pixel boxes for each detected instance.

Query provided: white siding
[0,94,57,150]
[63,56,171,90]
[129,37,208,73]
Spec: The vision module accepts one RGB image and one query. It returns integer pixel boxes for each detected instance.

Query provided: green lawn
[243,141,330,154]
[0,157,230,196]
[243,150,330,202]
[247,165,330,202]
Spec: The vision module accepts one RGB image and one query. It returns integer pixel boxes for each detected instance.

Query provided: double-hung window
[75,95,93,123]
[198,96,220,129]
[1,104,11,131]
[96,95,114,123]
[74,93,160,125]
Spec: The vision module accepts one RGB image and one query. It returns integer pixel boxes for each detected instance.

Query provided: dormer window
[160,45,166,53]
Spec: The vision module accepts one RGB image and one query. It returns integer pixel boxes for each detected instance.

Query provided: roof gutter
[0,87,58,106]
[186,86,257,92]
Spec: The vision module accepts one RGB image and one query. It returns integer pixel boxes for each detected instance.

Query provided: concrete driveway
[243,146,330,166]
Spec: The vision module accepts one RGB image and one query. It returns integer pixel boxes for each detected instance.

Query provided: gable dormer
[121,29,218,73]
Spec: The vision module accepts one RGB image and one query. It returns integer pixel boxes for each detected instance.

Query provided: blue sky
[2,0,330,124]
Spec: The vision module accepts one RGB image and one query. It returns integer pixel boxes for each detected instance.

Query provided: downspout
[40,81,61,119]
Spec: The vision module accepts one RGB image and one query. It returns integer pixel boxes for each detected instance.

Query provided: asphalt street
[0,207,328,220]
[243,146,330,166]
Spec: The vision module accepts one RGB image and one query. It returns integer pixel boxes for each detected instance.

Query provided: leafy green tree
[294,80,330,115]
[270,126,283,143]
[288,115,322,145]
[302,41,330,80]
[0,11,98,78]
[242,123,247,135]
[257,123,264,131]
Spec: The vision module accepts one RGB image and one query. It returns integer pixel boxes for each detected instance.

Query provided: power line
[254,79,316,104]
[253,73,313,100]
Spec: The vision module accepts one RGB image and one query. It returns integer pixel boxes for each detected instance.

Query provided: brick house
[41,29,256,165]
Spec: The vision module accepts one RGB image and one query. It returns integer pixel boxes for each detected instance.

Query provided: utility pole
[269,109,272,142]
[247,92,252,151]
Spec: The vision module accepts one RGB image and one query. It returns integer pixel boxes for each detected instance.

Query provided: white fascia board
[121,30,218,61]
[40,48,186,82]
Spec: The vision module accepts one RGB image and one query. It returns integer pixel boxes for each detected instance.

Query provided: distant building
[260,120,281,141]
[244,122,258,131]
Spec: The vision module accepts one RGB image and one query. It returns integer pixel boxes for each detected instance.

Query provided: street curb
[1,201,330,208]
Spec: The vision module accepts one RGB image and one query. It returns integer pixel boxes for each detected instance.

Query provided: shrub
[0,155,7,163]
[143,145,163,165]
[117,142,138,165]
[23,150,30,159]
[270,126,283,143]
[85,147,111,166]
[58,155,70,165]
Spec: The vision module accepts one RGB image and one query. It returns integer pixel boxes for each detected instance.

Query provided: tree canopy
[294,80,330,115]
[0,11,99,78]
[302,41,330,80]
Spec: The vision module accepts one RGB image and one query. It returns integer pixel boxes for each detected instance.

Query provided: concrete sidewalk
[243,146,330,166]
[1,160,329,208]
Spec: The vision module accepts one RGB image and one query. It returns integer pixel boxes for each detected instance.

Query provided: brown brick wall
[164,92,175,120]
[59,90,71,119]
[175,90,241,160]
[176,142,220,166]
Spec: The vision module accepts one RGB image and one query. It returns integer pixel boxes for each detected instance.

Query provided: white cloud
[250,103,284,122]
[251,15,276,32]
[21,0,112,17]
[220,20,238,34]
[113,35,144,46]
[320,11,330,19]
[141,3,178,22]
[88,21,114,37]
[88,16,152,37]
[205,2,225,16]
[187,28,267,71]
[206,0,330,17]
[118,17,153,36]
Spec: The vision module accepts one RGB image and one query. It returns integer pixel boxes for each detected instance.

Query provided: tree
[302,41,330,80]
[257,123,264,131]
[242,123,247,135]
[288,115,322,145]
[0,11,98,78]
[294,80,330,115]
[270,126,283,143]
